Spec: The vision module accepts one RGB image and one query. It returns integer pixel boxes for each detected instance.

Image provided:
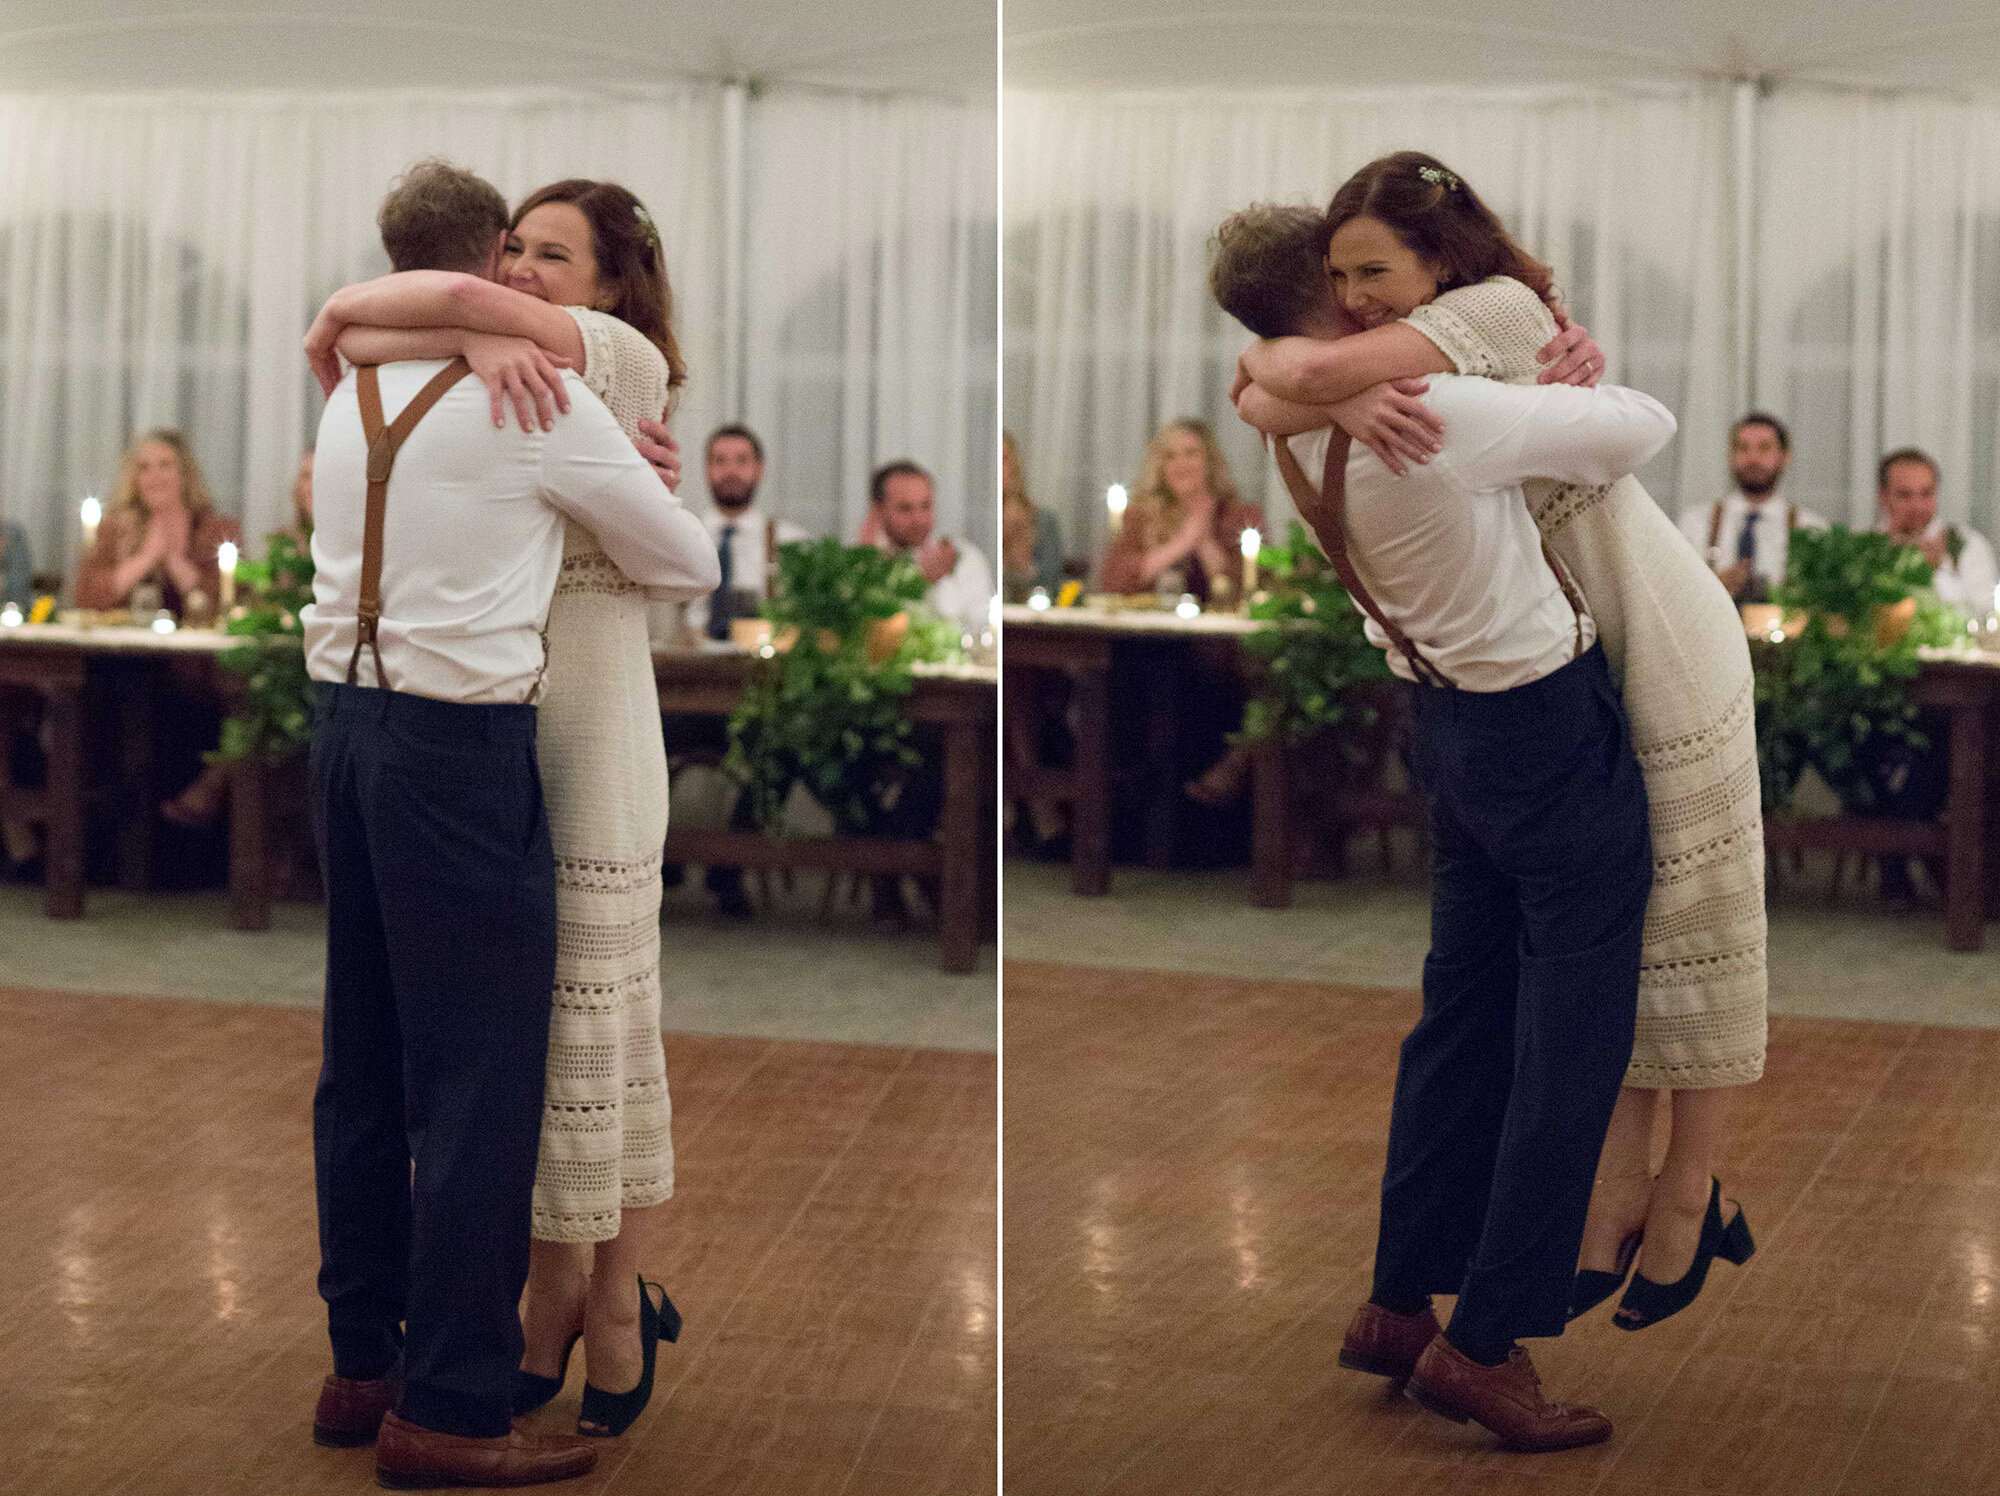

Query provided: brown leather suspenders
[1273,434,1454,689]
[345,358,474,689]
[1271,434,1590,691]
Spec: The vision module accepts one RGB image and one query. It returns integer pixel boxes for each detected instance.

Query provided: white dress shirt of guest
[869,460,993,634]
[1873,447,2000,617]
[1675,413,1828,603]
[305,359,718,704]
[692,426,809,638]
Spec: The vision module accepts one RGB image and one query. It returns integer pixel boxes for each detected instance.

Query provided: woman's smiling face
[502,202,607,310]
[1324,215,1443,328]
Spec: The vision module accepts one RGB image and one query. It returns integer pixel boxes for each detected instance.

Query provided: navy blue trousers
[308,682,557,1439]
[1372,644,1653,1350]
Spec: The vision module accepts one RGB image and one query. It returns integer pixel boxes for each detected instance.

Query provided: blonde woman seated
[78,430,244,830]
[1101,419,1264,603]
[78,430,242,617]
[1226,155,1764,1349]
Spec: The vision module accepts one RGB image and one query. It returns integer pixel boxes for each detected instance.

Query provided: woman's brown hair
[1326,151,1556,308]
[512,179,688,393]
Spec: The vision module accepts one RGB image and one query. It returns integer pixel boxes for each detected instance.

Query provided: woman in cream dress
[310,177,688,1429]
[1235,152,1766,1328]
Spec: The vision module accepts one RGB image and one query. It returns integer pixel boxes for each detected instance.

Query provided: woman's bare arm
[307,271,588,377]
[330,326,576,434]
[334,326,468,367]
[1240,321,1453,407]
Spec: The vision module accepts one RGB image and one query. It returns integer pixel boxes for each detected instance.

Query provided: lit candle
[1241,527,1261,601]
[1106,484,1128,535]
[80,496,100,553]
[217,540,238,611]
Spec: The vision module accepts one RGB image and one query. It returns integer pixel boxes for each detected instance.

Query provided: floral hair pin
[632,201,662,257]
[1417,165,1461,192]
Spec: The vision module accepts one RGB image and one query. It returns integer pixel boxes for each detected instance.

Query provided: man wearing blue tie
[694,425,809,640]
[1677,413,1829,604]
[673,425,809,916]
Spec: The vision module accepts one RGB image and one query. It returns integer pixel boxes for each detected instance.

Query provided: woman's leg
[1576,1086,1658,1274]
[577,1202,666,1421]
[519,1238,592,1378]
[1628,1086,1735,1288]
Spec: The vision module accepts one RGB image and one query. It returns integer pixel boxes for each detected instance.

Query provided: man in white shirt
[869,460,993,634]
[1217,204,1667,1453]
[674,424,810,917]
[1875,447,1999,617]
[1675,414,1829,604]
[1869,447,1989,901]
[301,160,716,1490]
[693,424,811,640]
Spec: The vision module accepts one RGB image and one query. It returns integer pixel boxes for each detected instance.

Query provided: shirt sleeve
[1429,377,1677,493]
[539,377,720,600]
[1961,531,1998,613]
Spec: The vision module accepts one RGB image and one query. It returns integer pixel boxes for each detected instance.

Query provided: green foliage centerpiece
[211,532,315,764]
[1234,521,1393,745]
[1753,526,1963,812]
[726,538,959,835]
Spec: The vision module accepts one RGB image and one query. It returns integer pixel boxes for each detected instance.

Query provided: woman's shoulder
[1404,276,1557,381]
[559,306,669,432]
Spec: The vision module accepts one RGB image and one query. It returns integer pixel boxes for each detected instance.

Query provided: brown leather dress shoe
[1405,1337,1611,1452]
[374,1410,597,1489]
[313,1365,402,1448]
[1337,1301,1442,1380]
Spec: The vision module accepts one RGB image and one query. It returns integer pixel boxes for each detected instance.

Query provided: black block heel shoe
[1613,1179,1753,1331]
[577,1277,681,1438]
[511,1329,581,1416]
[1568,1230,1641,1322]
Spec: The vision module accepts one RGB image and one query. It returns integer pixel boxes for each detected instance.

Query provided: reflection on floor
[0,868,997,1052]
[1005,960,2000,1496]
[1003,852,2000,1029]
[4,986,995,1495]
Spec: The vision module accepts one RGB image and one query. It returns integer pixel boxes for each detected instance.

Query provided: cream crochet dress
[1404,277,1767,1090]
[530,304,676,1241]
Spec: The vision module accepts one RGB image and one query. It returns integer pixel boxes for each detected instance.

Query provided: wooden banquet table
[999,605,1286,901]
[1005,606,2000,952]
[653,646,998,973]
[2,626,998,972]
[0,621,238,919]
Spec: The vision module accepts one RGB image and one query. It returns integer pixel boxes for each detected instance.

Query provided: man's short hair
[1731,411,1791,453]
[870,460,932,506]
[1878,446,1939,490]
[377,159,509,274]
[705,424,765,463]
[1210,204,1333,340]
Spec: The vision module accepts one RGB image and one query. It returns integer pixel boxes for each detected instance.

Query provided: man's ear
[486,232,508,282]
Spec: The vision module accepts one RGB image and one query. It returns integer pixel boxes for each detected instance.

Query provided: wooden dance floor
[1006,961,2000,1496]
[1,987,995,1495]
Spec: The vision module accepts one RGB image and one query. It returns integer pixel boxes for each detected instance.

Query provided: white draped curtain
[0,81,997,578]
[745,87,998,551]
[1004,86,1739,561]
[1755,86,2000,539]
